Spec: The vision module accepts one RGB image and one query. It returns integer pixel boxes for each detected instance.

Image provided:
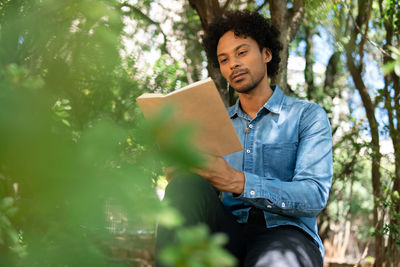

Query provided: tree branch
[287,0,305,42]
[358,0,373,67]
[255,0,267,12]
[222,0,233,12]
[121,3,169,55]
[345,1,390,57]
[189,0,223,30]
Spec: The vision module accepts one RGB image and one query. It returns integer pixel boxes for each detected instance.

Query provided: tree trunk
[345,1,383,265]
[188,0,235,106]
[268,0,304,95]
[346,48,383,267]
[189,0,304,103]
[323,52,339,96]
[304,23,315,100]
[379,0,400,264]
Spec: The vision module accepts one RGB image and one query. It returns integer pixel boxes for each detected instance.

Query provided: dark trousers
[155,174,323,267]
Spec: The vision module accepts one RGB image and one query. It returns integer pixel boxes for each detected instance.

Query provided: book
[136,78,243,156]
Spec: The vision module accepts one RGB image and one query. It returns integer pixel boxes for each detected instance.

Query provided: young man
[156,10,332,267]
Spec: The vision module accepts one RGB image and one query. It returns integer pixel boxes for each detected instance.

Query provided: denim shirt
[222,85,333,258]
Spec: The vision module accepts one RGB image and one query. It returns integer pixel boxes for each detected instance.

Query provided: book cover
[136,78,243,156]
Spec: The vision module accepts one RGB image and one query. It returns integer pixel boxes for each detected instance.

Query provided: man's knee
[249,250,301,267]
[243,226,323,267]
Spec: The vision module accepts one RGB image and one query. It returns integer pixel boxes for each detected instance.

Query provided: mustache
[230,68,248,80]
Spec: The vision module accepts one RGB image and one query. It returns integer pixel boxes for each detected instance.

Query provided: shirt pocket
[262,143,297,181]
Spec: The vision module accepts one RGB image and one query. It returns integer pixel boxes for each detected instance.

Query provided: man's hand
[193,154,245,194]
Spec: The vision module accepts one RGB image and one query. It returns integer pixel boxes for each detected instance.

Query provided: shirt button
[248,124,253,129]
[281,202,286,208]
[267,205,272,208]
[246,149,251,154]
[250,190,255,196]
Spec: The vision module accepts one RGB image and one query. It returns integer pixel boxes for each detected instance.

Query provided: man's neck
[238,84,273,119]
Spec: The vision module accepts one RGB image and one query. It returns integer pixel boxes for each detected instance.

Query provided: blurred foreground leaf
[0,0,235,266]
[159,224,237,267]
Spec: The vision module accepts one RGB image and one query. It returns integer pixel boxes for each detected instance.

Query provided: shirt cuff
[234,171,263,198]
[233,172,277,207]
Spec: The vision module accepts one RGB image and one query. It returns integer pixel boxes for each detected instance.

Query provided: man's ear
[262,48,272,63]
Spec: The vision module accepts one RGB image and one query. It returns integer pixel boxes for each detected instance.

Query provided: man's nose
[230,58,241,70]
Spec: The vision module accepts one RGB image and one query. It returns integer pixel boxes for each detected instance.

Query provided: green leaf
[157,207,184,228]
[0,197,14,210]
[61,119,71,127]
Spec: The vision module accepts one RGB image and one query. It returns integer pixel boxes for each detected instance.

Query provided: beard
[229,68,266,94]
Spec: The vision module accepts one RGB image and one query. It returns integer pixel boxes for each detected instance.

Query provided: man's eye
[238,50,247,56]
[219,58,228,64]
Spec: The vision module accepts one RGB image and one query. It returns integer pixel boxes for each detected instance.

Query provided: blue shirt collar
[228,85,285,118]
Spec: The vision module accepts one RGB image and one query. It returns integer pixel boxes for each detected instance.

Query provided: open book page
[136,78,243,156]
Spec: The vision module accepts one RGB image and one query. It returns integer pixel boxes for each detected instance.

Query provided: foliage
[383,46,400,76]
[121,0,198,92]
[0,0,235,266]
[0,189,25,263]
[1,0,399,265]
[172,1,206,83]
[287,0,399,262]
[159,224,237,267]
[334,0,400,264]
[329,136,374,240]
[0,78,204,265]
[150,55,189,94]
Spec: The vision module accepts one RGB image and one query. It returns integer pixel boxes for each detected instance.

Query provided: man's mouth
[231,71,247,82]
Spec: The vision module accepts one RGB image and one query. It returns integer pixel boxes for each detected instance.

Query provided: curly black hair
[203,10,283,78]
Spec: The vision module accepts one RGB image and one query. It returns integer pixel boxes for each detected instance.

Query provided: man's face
[216,31,271,93]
